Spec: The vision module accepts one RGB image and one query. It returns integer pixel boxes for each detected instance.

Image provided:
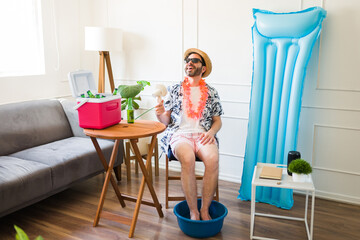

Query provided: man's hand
[199,129,216,145]
[155,100,171,126]
[199,116,222,145]
[155,100,165,116]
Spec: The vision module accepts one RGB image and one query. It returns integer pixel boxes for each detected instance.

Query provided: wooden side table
[251,163,315,240]
[84,120,166,238]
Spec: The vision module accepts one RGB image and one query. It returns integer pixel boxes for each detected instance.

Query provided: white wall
[297,0,360,204]
[102,0,360,205]
[1,0,359,205]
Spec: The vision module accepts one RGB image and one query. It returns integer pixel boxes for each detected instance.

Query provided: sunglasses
[184,58,203,64]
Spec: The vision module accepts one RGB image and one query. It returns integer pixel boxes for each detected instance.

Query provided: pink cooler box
[76,95,121,129]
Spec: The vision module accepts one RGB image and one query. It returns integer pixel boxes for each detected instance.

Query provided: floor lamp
[85,27,123,93]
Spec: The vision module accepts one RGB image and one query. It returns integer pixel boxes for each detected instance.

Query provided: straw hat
[184,48,212,78]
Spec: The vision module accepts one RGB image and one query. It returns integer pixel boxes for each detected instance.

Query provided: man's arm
[199,116,222,145]
[209,116,222,135]
[155,100,171,126]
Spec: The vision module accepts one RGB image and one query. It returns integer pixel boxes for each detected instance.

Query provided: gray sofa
[0,99,123,217]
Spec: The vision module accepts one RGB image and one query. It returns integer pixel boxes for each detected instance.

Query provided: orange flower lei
[182,77,208,119]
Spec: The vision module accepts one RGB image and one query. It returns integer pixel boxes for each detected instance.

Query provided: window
[0,0,45,77]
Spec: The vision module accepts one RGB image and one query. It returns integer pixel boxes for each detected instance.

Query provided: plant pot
[292,173,310,182]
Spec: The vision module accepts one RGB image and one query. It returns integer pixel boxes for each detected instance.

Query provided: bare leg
[197,143,219,220]
[173,143,199,220]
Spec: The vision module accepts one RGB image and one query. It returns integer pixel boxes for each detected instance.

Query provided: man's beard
[185,65,203,77]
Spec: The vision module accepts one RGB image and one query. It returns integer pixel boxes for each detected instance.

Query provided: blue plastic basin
[173,199,228,238]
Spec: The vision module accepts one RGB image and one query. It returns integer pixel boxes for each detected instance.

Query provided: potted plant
[14,225,44,240]
[117,81,150,123]
[288,159,312,182]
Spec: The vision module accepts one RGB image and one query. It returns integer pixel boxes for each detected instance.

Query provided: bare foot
[190,211,200,220]
[200,209,212,221]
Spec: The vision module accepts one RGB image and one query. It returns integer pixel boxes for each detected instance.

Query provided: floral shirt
[160,81,223,153]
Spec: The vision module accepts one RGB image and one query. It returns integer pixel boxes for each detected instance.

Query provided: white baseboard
[312,190,360,206]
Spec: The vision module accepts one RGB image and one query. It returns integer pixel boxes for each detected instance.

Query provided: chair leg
[134,157,139,174]
[125,141,131,181]
[155,138,159,176]
[165,155,169,209]
[114,165,121,181]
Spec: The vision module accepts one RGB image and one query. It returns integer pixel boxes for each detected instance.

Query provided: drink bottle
[127,98,135,124]
[87,90,95,98]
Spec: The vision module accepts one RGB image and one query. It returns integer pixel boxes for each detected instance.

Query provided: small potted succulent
[288,159,312,182]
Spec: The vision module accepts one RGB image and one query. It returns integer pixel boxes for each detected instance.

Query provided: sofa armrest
[59,99,87,137]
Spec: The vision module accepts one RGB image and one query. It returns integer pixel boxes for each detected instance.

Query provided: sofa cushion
[0,156,52,214]
[0,99,73,156]
[10,137,119,189]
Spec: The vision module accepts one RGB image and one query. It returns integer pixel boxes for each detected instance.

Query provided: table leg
[250,184,255,239]
[310,191,315,240]
[90,138,125,227]
[91,137,126,208]
[305,190,309,221]
[128,136,163,238]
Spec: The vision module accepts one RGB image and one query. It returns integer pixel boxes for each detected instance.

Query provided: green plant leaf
[118,82,150,110]
[119,85,142,98]
[14,225,30,240]
[133,101,139,110]
[117,85,127,94]
[288,159,312,174]
[35,236,44,240]
[136,80,150,90]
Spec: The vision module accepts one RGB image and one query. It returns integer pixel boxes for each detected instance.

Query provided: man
[155,48,223,221]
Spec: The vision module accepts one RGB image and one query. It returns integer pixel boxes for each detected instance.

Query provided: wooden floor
[1,165,359,240]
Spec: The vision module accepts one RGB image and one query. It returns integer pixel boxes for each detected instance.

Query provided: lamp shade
[85,27,123,52]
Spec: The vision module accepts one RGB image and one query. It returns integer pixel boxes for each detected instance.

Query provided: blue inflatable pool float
[174,199,228,238]
[238,7,326,209]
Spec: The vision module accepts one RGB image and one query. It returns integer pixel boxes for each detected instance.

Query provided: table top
[252,163,315,191]
[83,120,166,140]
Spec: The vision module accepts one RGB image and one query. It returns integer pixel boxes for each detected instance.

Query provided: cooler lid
[68,70,97,97]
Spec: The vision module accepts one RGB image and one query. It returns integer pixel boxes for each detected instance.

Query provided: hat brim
[184,48,212,78]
